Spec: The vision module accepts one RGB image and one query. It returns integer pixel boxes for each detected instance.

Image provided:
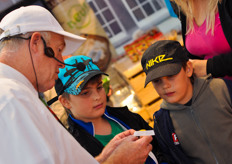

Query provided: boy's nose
[162,78,171,89]
[93,91,101,101]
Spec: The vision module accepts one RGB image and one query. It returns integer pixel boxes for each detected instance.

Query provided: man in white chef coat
[0,5,152,164]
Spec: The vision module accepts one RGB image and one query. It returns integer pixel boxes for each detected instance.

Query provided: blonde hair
[172,0,222,35]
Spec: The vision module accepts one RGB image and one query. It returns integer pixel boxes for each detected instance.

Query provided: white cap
[0,5,86,56]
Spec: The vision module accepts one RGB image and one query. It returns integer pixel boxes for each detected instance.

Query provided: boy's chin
[165,99,179,104]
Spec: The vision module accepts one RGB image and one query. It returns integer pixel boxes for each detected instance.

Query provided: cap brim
[144,63,182,87]
[80,70,108,88]
[69,70,108,95]
[53,30,86,56]
[50,70,108,105]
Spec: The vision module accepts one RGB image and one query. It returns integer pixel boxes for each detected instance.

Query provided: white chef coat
[0,63,98,164]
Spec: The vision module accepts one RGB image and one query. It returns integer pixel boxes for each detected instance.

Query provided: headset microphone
[41,37,82,67]
[8,36,81,67]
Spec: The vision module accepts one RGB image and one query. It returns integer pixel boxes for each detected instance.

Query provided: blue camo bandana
[56,55,108,95]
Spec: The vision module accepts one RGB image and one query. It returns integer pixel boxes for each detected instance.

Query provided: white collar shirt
[0,63,98,164]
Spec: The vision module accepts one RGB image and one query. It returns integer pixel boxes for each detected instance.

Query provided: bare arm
[191,51,232,78]
[190,59,207,77]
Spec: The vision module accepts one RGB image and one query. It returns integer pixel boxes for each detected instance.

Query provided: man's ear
[58,95,71,109]
[186,61,193,77]
[30,32,43,54]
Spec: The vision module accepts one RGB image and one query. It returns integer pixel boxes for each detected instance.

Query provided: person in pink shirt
[170,0,232,79]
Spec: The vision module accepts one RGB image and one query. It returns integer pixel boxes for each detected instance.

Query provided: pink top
[186,12,231,59]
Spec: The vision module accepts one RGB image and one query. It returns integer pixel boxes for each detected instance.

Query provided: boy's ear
[58,95,71,109]
[186,61,193,77]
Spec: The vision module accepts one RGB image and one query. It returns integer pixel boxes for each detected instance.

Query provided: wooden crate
[132,107,150,123]
[145,98,163,119]
[136,84,159,106]
[129,72,159,106]
[129,72,146,92]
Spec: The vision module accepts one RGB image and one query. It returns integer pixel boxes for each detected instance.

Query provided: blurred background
[0,0,182,126]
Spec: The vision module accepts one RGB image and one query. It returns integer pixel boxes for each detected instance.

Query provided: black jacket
[171,0,232,77]
[68,106,171,163]
[154,109,193,164]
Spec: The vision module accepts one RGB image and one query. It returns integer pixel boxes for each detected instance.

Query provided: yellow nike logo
[146,54,173,70]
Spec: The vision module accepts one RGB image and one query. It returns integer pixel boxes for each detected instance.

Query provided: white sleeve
[0,92,98,164]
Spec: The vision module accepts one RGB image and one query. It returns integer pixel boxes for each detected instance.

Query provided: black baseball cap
[141,40,189,87]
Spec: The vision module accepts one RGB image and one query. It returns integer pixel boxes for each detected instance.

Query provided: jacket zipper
[190,108,219,164]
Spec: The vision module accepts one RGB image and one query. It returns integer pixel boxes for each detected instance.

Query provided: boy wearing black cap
[51,55,170,164]
[141,40,232,164]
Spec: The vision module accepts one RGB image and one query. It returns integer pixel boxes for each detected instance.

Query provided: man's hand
[190,59,207,77]
[95,129,135,163]
[97,129,153,164]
